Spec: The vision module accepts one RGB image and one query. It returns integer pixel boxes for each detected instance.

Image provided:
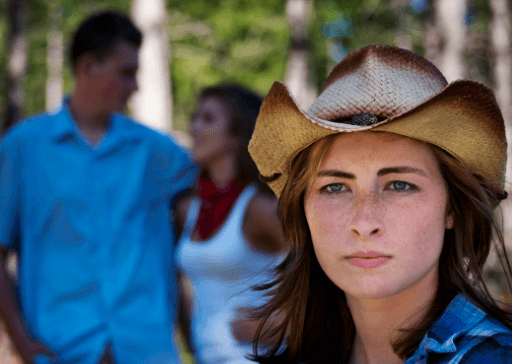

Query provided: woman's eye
[203,113,214,123]
[323,183,345,193]
[122,70,135,78]
[389,181,412,191]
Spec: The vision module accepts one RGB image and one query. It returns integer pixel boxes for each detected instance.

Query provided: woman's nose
[349,193,384,240]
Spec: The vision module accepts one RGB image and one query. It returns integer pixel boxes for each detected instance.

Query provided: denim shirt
[404,294,512,363]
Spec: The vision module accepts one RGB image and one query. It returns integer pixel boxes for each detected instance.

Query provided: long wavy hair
[251,132,512,363]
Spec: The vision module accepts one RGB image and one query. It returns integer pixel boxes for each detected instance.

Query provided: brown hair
[198,84,272,193]
[251,132,512,363]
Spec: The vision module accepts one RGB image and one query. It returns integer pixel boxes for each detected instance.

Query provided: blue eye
[390,181,410,191]
[324,183,345,193]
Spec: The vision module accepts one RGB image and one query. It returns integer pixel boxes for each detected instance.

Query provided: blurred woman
[248,45,512,363]
[174,84,285,364]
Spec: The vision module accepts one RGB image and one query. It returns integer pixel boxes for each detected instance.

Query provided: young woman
[174,85,286,363]
[247,45,512,363]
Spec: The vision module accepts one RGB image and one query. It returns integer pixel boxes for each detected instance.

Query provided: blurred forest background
[0,0,512,362]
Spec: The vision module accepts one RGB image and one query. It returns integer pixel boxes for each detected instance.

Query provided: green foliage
[0,0,500,135]
[466,0,493,86]
[311,0,429,74]
[20,0,133,117]
[167,0,289,132]
[2,0,289,132]
[0,2,7,124]
[25,0,49,116]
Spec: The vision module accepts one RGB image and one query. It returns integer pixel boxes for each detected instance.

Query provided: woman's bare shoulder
[243,191,287,254]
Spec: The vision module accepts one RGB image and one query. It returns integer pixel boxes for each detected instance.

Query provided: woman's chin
[337,279,403,301]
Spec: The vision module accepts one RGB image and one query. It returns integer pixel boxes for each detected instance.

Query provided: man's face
[91,41,139,114]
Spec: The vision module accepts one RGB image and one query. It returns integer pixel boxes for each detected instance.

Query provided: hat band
[329,113,388,126]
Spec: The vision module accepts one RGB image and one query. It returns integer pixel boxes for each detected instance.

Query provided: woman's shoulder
[414,294,512,363]
[454,334,512,364]
[455,315,512,362]
[246,190,279,219]
[243,189,287,254]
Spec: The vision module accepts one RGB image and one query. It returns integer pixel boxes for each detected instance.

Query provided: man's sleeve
[0,136,22,249]
[168,142,198,201]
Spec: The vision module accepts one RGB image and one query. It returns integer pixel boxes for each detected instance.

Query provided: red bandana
[195,175,248,240]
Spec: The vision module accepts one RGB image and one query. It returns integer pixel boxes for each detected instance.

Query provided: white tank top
[175,184,282,364]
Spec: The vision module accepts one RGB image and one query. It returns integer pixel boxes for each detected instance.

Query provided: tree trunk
[424,0,441,67]
[46,4,63,111]
[131,0,173,132]
[284,0,317,111]
[490,0,512,186]
[392,0,412,50]
[2,0,27,133]
[433,0,467,81]
[489,0,512,304]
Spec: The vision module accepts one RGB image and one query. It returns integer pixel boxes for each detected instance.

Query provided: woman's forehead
[319,131,439,172]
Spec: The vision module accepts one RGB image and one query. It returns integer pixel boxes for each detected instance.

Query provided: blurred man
[0,11,196,364]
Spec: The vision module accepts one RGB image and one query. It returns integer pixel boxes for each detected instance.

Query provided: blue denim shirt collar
[406,294,488,363]
[423,294,486,354]
[425,294,486,353]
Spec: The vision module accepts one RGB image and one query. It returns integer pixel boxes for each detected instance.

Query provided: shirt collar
[421,294,486,354]
[51,97,142,146]
[51,97,77,142]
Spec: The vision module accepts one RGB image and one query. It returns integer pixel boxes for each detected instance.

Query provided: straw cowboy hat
[248,45,507,200]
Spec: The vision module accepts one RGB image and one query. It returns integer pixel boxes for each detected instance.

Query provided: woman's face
[304,131,453,300]
[189,95,238,167]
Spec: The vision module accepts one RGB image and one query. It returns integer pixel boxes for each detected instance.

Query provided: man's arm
[0,248,51,363]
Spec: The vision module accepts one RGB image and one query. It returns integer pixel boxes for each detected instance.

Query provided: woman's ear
[445,211,454,229]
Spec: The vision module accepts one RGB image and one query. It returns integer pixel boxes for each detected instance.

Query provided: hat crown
[249,45,506,199]
[307,45,448,121]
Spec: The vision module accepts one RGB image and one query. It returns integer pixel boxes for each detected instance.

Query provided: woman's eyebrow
[317,167,427,179]
[317,170,356,179]
[377,166,427,176]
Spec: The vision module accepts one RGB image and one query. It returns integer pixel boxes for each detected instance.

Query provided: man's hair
[70,11,142,70]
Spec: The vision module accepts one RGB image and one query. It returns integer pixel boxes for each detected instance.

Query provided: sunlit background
[1,0,511,362]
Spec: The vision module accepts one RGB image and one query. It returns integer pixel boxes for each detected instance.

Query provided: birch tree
[46,3,63,112]
[131,0,173,132]
[284,0,317,110]
[435,0,468,82]
[489,0,512,304]
[2,0,28,133]
[490,0,512,188]
[392,0,412,50]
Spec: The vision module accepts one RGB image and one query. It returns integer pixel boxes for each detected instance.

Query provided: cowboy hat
[248,45,507,199]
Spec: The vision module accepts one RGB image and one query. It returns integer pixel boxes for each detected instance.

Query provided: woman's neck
[204,154,238,189]
[346,269,438,364]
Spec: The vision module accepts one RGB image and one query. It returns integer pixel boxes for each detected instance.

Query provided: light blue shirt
[0,99,197,363]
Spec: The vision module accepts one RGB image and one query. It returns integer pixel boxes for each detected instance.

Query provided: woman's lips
[345,252,391,268]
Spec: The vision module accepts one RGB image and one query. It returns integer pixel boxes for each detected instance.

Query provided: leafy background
[0,0,510,362]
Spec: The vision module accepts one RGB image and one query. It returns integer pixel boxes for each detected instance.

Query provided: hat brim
[249,80,506,198]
